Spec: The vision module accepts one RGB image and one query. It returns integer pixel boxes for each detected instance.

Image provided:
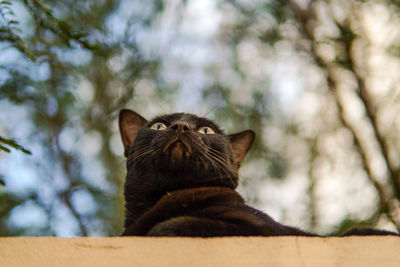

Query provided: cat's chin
[162,139,192,167]
[169,142,188,160]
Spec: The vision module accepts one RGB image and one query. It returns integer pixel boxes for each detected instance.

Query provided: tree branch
[338,22,400,199]
[286,0,397,228]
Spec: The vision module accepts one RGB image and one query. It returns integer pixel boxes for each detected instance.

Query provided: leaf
[4,9,15,16]
[8,20,19,25]
[0,145,11,153]
[0,136,31,155]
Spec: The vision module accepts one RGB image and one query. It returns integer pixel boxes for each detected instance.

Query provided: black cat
[119,109,398,237]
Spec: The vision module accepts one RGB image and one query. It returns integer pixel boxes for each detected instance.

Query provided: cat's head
[119,109,254,193]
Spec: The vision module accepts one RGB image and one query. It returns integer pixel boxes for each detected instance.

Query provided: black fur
[119,109,398,237]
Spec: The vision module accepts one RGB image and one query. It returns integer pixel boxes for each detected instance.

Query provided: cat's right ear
[119,109,147,156]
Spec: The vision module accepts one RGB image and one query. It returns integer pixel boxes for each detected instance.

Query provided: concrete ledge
[1,237,399,267]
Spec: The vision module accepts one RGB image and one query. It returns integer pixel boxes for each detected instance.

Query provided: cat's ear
[228,130,255,164]
[119,109,147,155]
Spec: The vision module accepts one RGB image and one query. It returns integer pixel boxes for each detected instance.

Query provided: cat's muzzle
[162,137,192,163]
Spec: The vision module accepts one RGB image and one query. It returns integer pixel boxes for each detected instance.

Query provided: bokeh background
[1,0,400,236]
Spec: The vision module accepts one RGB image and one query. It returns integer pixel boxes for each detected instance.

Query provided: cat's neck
[124,182,238,227]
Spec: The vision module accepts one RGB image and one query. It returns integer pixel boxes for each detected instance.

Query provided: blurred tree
[217,0,400,234]
[1,0,399,236]
[0,0,166,236]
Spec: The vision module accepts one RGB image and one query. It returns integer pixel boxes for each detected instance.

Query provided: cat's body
[119,109,398,237]
[123,187,314,236]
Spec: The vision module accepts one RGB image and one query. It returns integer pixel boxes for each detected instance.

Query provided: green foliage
[0,136,31,154]
[0,192,24,235]
[22,0,96,49]
[0,0,34,59]
[1,0,400,237]
[0,0,175,236]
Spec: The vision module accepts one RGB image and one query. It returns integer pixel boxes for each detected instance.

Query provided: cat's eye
[150,122,167,131]
[198,126,215,134]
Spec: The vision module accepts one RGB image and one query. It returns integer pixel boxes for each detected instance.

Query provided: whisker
[207,149,234,171]
[207,149,230,165]
[203,149,235,176]
[199,149,225,180]
[197,151,208,169]
[130,149,153,162]
[127,147,154,164]
[203,147,238,187]
[203,106,217,118]
[127,149,150,163]
[126,146,148,161]
[131,145,152,156]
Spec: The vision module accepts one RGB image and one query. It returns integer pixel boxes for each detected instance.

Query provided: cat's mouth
[162,137,192,163]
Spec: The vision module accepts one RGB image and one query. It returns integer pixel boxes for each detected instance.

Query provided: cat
[118,109,398,237]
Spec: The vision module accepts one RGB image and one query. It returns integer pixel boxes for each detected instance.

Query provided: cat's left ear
[228,130,255,164]
[119,109,147,156]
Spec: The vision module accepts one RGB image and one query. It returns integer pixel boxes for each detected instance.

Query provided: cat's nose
[170,121,191,133]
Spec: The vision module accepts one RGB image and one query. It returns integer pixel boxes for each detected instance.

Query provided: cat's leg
[147,216,267,237]
[282,225,317,236]
[341,228,399,236]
